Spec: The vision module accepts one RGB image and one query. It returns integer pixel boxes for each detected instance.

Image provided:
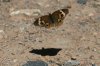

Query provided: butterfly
[34,8,69,28]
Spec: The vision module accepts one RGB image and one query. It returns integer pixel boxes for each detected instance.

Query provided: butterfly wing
[34,9,69,28]
[34,15,52,28]
[51,9,69,27]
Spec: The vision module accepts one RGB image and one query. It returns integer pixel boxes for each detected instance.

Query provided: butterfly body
[34,8,69,28]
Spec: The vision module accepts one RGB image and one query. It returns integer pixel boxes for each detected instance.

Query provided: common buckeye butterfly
[34,8,69,28]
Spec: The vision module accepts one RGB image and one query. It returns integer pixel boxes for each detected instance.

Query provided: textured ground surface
[0,0,100,66]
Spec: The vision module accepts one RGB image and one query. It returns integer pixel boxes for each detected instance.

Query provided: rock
[22,60,48,66]
[13,59,17,63]
[63,60,80,66]
[92,48,97,52]
[71,57,77,60]
[10,9,41,17]
[89,55,94,59]
[77,0,87,5]
[0,30,6,40]
[92,64,96,66]
[1,0,10,2]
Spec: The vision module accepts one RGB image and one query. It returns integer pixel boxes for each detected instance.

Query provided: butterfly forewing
[51,9,69,26]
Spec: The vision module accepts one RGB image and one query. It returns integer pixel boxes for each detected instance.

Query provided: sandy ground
[0,0,100,66]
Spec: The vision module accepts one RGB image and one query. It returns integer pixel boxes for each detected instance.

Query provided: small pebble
[13,59,17,63]
[71,57,77,60]
[77,0,87,5]
[35,38,40,42]
[92,48,96,52]
[0,30,5,40]
[92,64,96,66]
[88,13,94,17]
[89,55,94,59]
[22,60,48,66]
[2,0,10,2]
[63,60,80,66]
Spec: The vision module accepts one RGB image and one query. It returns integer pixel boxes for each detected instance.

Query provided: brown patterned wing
[34,15,53,28]
[34,9,69,28]
[51,9,69,27]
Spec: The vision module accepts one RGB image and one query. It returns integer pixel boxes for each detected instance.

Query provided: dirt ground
[0,0,100,66]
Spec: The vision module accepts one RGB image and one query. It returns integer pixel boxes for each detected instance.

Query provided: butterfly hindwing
[34,15,52,28]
